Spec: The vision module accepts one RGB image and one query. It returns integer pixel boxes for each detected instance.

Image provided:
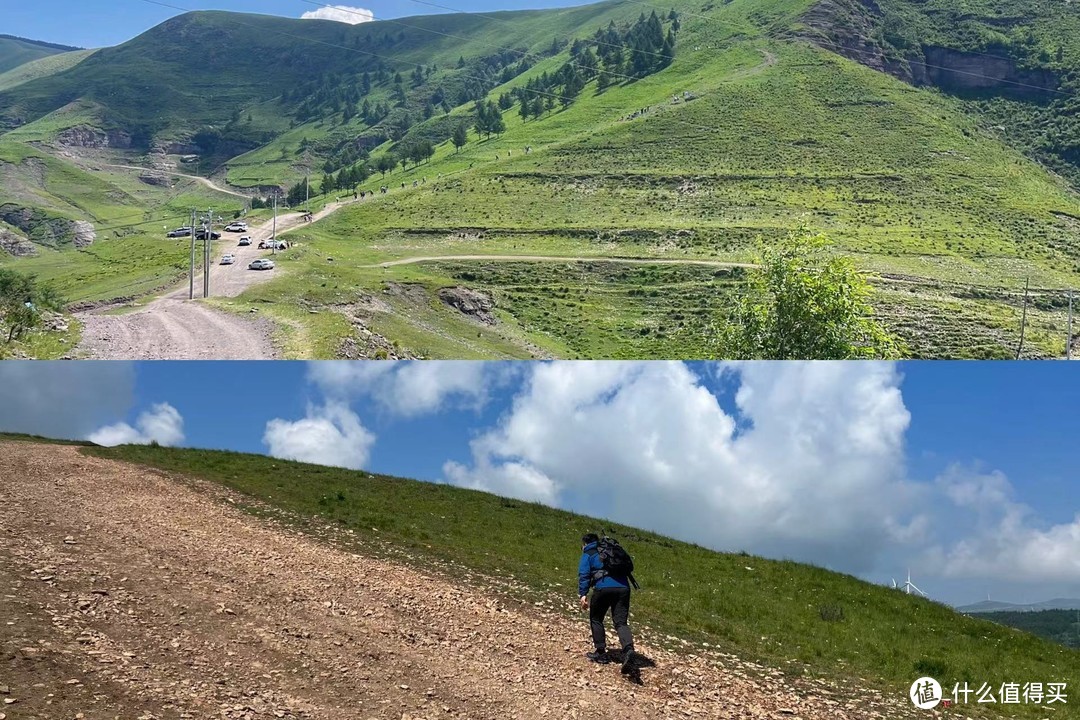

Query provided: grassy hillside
[0,1,1078,358]
[0,49,95,93]
[82,442,1079,720]
[976,609,1080,650]
[0,35,79,74]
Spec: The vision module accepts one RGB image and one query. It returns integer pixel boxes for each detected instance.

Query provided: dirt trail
[0,442,918,720]
[371,255,758,269]
[101,163,251,199]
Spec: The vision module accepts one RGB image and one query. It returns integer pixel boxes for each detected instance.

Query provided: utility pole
[272,193,277,256]
[203,207,211,298]
[1067,289,1074,360]
[1015,276,1030,360]
[188,209,196,300]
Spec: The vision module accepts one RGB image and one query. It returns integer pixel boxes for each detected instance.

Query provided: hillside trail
[101,163,251,199]
[73,201,345,359]
[371,255,759,269]
[0,441,923,720]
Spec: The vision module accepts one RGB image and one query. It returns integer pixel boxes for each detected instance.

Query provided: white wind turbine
[900,569,927,596]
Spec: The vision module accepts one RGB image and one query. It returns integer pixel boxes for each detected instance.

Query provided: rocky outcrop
[0,204,95,249]
[71,220,95,248]
[0,227,36,257]
[138,172,172,187]
[797,0,1059,101]
[56,125,133,149]
[438,286,497,325]
[917,46,1058,99]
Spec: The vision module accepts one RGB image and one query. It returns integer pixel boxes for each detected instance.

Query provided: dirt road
[101,163,251,199]
[0,441,919,720]
[74,206,324,359]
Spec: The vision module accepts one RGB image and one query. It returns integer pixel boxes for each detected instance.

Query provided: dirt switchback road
[0,442,921,720]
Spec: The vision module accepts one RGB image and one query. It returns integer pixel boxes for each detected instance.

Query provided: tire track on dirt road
[0,441,920,720]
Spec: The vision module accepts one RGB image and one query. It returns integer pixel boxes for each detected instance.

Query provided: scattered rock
[0,228,36,257]
[437,286,497,325]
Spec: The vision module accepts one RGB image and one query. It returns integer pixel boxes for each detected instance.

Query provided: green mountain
[0,35,81,74]
[1,0,1079,359]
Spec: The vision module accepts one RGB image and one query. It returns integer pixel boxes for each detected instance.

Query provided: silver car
[249,258,275,270]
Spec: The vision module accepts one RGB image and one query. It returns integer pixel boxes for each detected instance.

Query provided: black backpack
[588,536,640,589]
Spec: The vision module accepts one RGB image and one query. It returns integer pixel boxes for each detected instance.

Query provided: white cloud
[300,5,375,24]
[921,466,1080,583]
[307,361,515,417]
[88,403,185,447]
[263,402,375,470]
[442,361,916,574]
[0,362,135,440]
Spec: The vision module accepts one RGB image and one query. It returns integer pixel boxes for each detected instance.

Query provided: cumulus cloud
[443,361,917,574]
[308,361,516,417]
[263,402,375,470]
[0,362,136,440]
[300,5,374,24]
[921,466,1080,583]
[88,403,185,447]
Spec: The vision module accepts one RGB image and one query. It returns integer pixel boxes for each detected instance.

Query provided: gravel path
[0,441,924,720]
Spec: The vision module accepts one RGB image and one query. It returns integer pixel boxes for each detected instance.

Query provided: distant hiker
[578,533,638,674]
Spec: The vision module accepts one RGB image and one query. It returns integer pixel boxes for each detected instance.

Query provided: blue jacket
[578,541,630,596]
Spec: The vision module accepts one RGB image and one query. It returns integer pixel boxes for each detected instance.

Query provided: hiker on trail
[578,533,638,674]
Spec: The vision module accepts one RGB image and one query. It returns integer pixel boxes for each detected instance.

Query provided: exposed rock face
[438,286,497,325]
[71,220,96,248]
[56,125,133,149]
[919,46,1058,99]
[798,0,1059,101]
[0,228,36,257]
[138,173,172,187]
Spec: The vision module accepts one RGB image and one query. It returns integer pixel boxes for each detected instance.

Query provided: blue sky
[6,0,586,48]
[1,360,1078,607]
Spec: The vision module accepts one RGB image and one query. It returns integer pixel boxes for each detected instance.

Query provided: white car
[220,254,235,265]
[238,236,252,246]
[249,258,275,270]
[224,223,248,232]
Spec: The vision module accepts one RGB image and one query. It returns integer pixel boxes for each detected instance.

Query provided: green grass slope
[0,35,79,74]
[976,609,1080,650]
[1,0,1078,358]
[0,49,96,93]
[242,34,1080,358]
[81,441,1079,720]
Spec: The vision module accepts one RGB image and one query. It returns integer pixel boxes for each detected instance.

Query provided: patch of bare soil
[0,442,923,720]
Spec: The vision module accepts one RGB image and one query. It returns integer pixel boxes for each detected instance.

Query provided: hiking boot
[586,650,610,664]
[620,647,636,674]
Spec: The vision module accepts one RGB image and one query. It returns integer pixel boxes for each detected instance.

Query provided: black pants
[589,586,634,652]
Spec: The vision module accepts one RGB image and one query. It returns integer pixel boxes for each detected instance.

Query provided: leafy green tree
[375,154,396,176]
[452,122,468,152]
[320,172,335,195]
[0,269,63,343]
[718,232,902,359]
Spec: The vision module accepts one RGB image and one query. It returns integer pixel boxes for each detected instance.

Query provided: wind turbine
[891,578,898,589]
[901,569,927,597]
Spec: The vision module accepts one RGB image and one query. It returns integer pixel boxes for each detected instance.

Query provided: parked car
[224,222,247,232]
[195,229,222,240]
[249,258,275,270]
[238,236,252,246]
[166,227,191,237]
[220,254,235,265]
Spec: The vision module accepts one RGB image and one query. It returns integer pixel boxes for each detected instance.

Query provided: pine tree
[488,101,506,136]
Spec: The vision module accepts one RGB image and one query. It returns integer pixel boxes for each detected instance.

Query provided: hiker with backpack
[578,533,639,673]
